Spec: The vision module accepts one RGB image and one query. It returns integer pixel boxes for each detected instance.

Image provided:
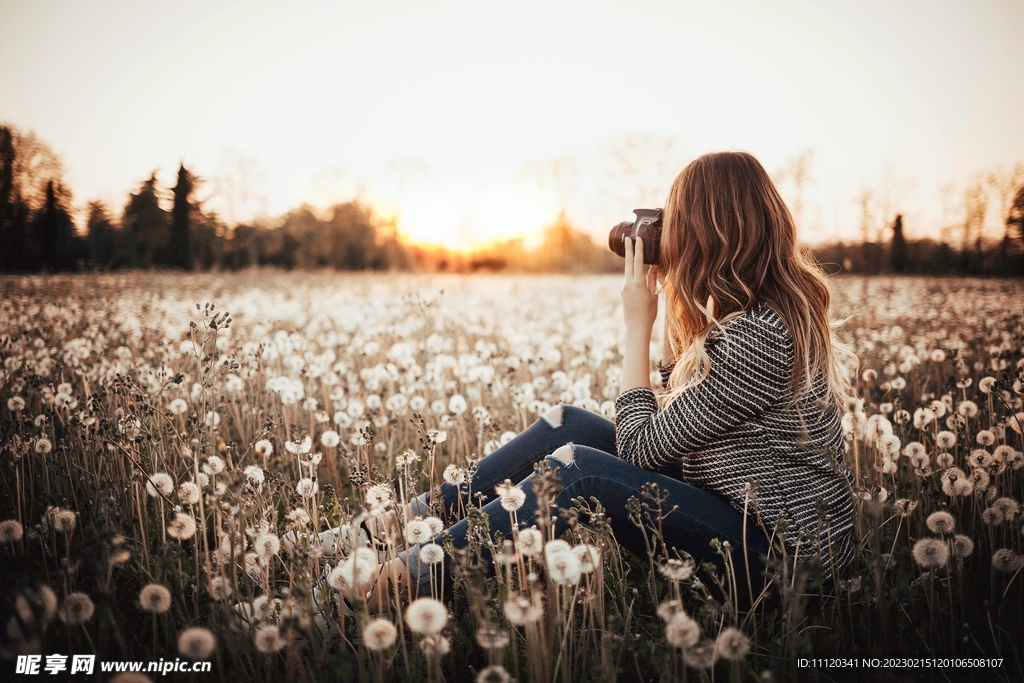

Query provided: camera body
[608,208,663,265]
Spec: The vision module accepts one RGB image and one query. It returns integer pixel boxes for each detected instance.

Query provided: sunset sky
[1,0,1023,250]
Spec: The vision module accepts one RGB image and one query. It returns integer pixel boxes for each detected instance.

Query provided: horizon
[2,0,1023,250]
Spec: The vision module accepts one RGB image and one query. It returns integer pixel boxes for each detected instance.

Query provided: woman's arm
[614,312,793,471]
[619,235,660,393]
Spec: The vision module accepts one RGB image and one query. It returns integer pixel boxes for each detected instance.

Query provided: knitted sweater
[614,302,855,583]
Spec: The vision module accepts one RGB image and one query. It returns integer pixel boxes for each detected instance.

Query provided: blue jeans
[397,404,770,605]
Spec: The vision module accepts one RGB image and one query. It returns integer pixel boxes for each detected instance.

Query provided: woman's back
[615,302,855,583]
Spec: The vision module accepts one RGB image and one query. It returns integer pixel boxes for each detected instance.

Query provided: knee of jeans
[541,404,563,428]
[550,442,575,465]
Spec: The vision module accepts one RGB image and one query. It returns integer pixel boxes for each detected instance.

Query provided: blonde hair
[656,151,852,412]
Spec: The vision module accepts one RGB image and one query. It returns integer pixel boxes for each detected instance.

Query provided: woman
[348,151,855,612]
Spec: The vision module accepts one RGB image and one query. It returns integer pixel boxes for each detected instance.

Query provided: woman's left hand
[621,235,660,337]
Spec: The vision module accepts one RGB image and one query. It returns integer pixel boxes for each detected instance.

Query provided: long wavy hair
[656,151,853,413]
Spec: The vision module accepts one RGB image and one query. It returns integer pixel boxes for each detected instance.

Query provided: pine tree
[169,163,195,269]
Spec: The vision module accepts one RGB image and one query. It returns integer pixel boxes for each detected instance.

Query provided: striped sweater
[614,302,855,583]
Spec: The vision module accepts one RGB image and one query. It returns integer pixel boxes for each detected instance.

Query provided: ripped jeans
[396,404,771,606]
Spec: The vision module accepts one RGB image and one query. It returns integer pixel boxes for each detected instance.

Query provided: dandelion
[365,484,393,513]
[443,464,466,485]
[0,520,24,543]
[912,408,934,429]
[546,548,582,585]
[419,543,444,565]
[362,618,398,651]
[53,509,76,534]
[167,513,197,540]
[177,626,217,659]
[178,482,201,505]
[58,592,95,625]
[893,499,919,517]
[517,528,543,556]
[976,430,996,446]
[328,548,377,590]
[992,497,1019,521]
[952,535,974,559]
[902,441,926,460]
[296,478,318,498]
[419,634,451,656]
[146,473,174,498]
[477,665,511,683]
[891,377,907,391]
[981,507,1004,526]
[656,599,685,622]
[285,435,313,455]
[930,349,946,363]
[287,508,311,526]
[958,401,978,418]
[911,538,949,568]
[254,439,273,458]
[978,376,996,393]
[503,593,543,625]
[7,396,25,412]
[448,394,468,414]
[423,516,443,536]
[936,453,954,468]
[496,480,526,512]
[992,549,1023,573]
[925,511,955,534]
[941,467,968,496]
[138,584,172,613]
[208,576,233,601]
[879,434,901,457]
[255,533,281,560]
[715,627,751,661]
[665,612,700,649]
[244,466,265,487]
[405,519,431,545]
[321,430,340,448]
[475,628,510,649]
[405,597,449,635]
[684,640,719,669]
[659,557,696,581]
[169,398,188,415]
[203,455,225,475]
[254,624,286,653]
[573,544,600,573]
[1008,450,1024,470]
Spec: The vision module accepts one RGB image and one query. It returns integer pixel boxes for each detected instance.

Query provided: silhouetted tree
[36,180,77,270]
[891,214,906,274]
[86,201,119,268]
[1009,185,1024,247]
[0,125,28,270]
[168,164,195,269]
[122,174,169,268]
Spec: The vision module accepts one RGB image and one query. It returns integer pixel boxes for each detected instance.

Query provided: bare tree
[961,175,988,273]
[774,149,815,228]
[986,162,1024,271]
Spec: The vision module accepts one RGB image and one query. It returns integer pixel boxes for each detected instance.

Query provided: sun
[393,182,558,252]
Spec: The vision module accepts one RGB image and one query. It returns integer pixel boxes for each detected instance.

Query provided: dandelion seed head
[139,584,172,614]
[684,640,718,669]
[363,618,398,651]
[167,513,197,540]
[405,519,431,545]
[517,528,543,557]
[475,628,510,650]
[503,593,543,625]
[254,624,286,653]
[255,533,281,560]
[476,665,511,683]
[958,401,979,418]
[952,534,974,559]
[254,439,273,457]
[911,538,949,568]
[665,612,700,649]
[992,548,1023,573]
[178,482,201,505]
[53,510,76,534]
[925,511,955,534]
[146,472,174,498]
[208,576,233,601]
[405,597,448,635]
[423,516,443,536]
[295,478,318,498]
[715,626,751,661]
[546,548,582,585]
[0,519,24,543]
[177,626,217,659]
[58,592,95,626]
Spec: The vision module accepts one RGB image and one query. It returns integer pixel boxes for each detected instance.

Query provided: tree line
[2,122,1023,276]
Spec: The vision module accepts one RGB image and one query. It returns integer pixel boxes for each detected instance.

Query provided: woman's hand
[621,235,660,337]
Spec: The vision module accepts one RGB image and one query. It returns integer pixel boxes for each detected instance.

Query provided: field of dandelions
[1,271,1023,683]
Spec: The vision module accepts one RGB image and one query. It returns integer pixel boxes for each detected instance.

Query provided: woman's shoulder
[714,302,792,347]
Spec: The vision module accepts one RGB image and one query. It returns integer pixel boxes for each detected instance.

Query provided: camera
[608,208,663,265]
